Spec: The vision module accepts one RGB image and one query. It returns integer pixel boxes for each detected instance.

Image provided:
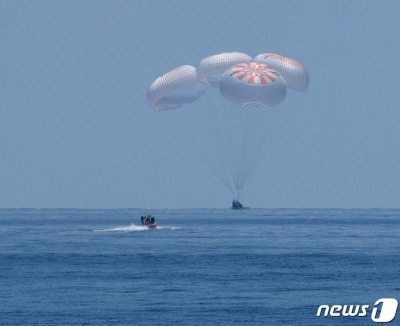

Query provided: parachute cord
[219,99,239,194]
[236,107,251,200]
[234,110,245,199]
[210,94,237,193]
[240,108,279,191]
[207,95,235,194]
[242,96,304,189]
[239,108,249,198]
[158,111,234,196]
[233,107,279,197]
[224,102,239,196]
[220,97,241,199]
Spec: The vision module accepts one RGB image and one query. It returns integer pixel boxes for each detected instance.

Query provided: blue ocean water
[1,208,399,325]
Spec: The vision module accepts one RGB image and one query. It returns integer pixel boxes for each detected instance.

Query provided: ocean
[1,208,399,325]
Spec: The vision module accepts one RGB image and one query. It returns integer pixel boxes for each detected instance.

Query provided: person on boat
[141,215,156,225]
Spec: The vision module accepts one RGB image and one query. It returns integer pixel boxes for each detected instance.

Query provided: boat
[147,222,158,228]
[141,215,157,228]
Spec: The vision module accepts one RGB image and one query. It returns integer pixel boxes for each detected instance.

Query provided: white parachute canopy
[197,52,252,89]
[147,65,208,110]
[253,53,309,92]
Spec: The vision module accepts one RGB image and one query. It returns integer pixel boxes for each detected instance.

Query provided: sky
[0,0,400,209]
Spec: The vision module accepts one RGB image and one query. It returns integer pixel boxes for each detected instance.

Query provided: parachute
[197,52,252,88]
[147,65,208,110]
[220,62,286,108]
[252,53,309,92]
[147,52,309,201]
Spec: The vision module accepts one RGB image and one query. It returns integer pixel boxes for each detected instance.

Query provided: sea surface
[1,208,399,325]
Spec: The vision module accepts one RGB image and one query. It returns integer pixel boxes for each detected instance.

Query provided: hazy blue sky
[1,1,399,208]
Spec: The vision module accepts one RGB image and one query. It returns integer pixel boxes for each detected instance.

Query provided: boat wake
[94,224,147,232]
[157,226,182,230]
[93,224,182,233]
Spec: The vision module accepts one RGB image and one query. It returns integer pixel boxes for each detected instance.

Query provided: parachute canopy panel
[147,65,208,110]
[253,53,309,92]
[219,62,287,108]
[197,52,252,89]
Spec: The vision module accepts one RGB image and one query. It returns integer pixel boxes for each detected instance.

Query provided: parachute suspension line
[231,107,279,199]
[228,110,240,198]
[238,107,252,199]
[216,98,239,195]
[217,99,232,195]
[220,96,242,199]
[240,107,280,191]
[212,123,234,195]
[236,106,249,199]
[207,95,235,195]
[237,108,244,199]
[207,93,235,195]
[242,95,304,189]
[230,103,245,200]
[158,112,234,196]
[234,107,248,200]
